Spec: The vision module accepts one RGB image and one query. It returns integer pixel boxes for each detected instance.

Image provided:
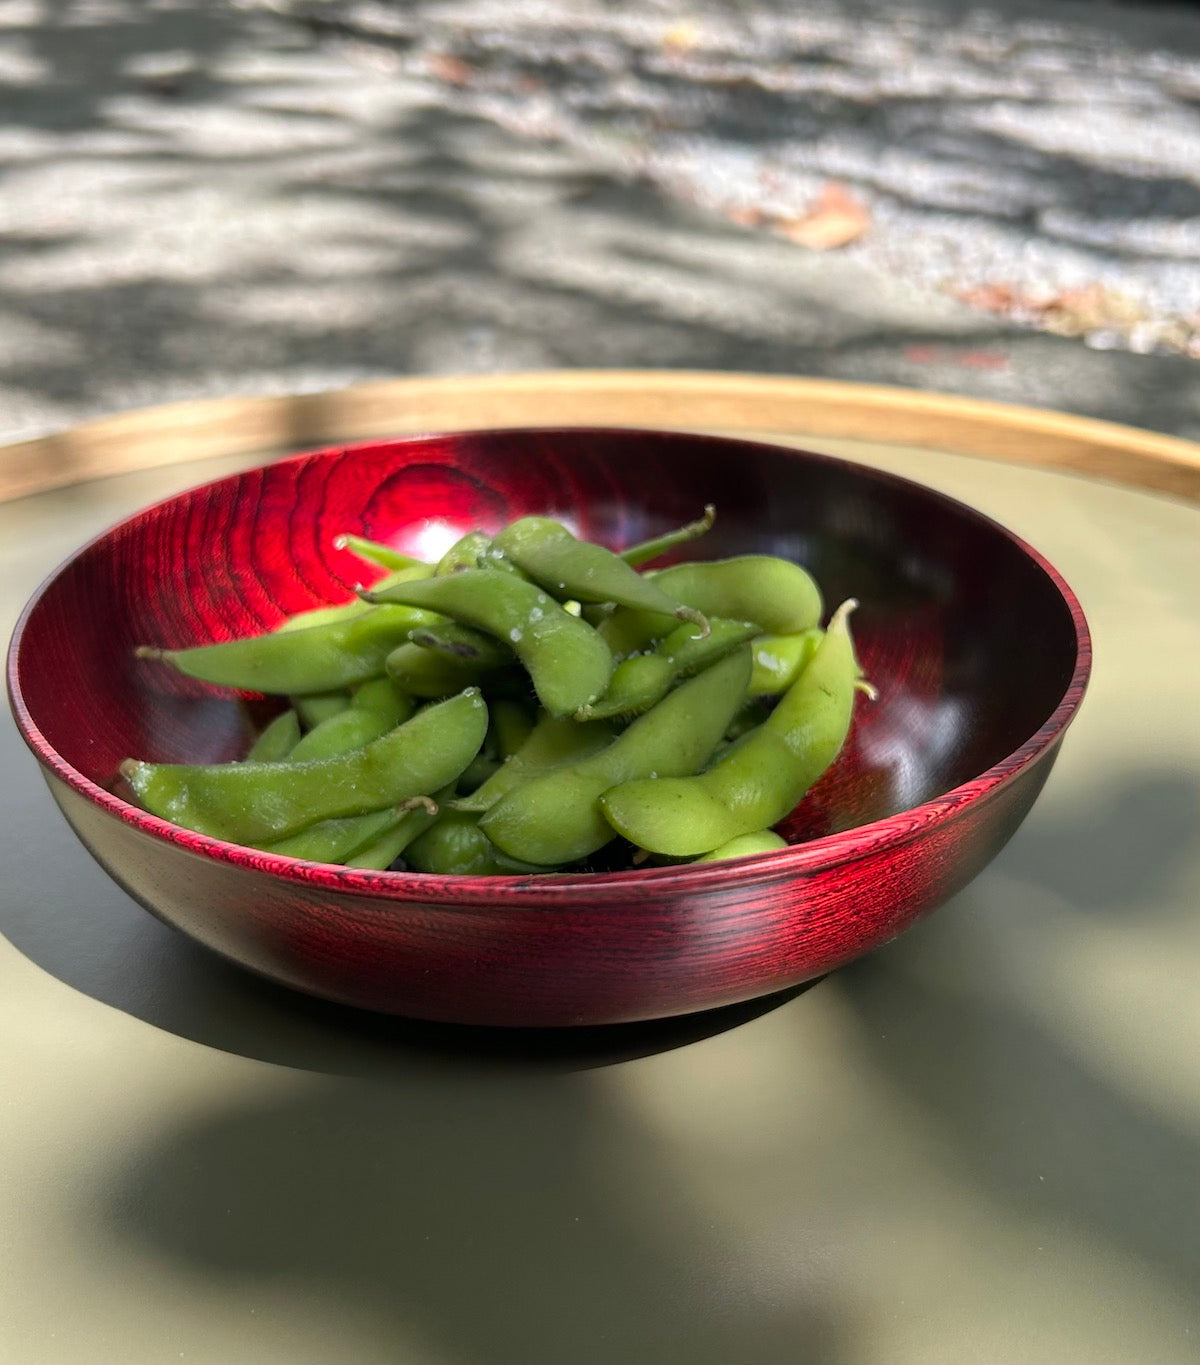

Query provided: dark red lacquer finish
[7,429,1091,1026]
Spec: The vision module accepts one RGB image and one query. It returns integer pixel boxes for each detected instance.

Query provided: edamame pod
[482,647,752,865]
[407,623,512,667]
[384,642,506,698]
[600,555,823,657]
[245,709,301,762]
[577,617,759,720]
[693,831,788,862]
[287,706,394,762]
[139,603,442,695]
[456,752,501,794]
[292,691,351,729]
[599,601,862,856]
[453,696,536,794]
[273,565,433,636]
[437,508,716,579]
[436,531,495,575]
[492,516,708,634]
[748,628,823,697]
[451,712,618,814]
[490,698,535,760]
[405,810,548,876]
[366,570,613,717]
[261,799,432,864]
[344,790,448,869]
[251,685,424,857]
[119,688,488,844]
[276,602,368,635]
[349,677,414,726]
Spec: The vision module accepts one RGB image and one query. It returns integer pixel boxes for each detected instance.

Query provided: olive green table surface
[2,419,1199,1365]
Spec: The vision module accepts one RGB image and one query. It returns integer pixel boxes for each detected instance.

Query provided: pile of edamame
[121,508,873,873]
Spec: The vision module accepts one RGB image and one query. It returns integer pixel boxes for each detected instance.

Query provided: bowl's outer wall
[47,748,1056,1026]
[12,430,1088,1023]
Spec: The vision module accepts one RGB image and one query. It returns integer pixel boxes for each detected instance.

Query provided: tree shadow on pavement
[2,0,1200,451]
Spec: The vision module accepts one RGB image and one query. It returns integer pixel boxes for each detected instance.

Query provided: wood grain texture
[2,371,1198,505]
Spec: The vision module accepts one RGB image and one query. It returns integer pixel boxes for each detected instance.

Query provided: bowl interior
[12,429,1081,851]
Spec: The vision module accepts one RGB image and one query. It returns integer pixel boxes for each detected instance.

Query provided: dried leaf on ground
[726,205,765,228]
[953,280,1147,336]
[773,183,871,250]
[953,282,1019,314]
[428,53,474,86]
[1041,284,1145,336]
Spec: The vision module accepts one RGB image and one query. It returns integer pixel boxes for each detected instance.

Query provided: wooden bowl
[6,429,1090,1026]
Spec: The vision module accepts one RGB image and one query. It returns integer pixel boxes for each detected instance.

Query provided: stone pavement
[1,0,1198,446]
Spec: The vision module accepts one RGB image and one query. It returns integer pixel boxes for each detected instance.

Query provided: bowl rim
[7,426,1092,904]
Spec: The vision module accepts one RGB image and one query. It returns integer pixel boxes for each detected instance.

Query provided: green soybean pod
[404,810,549,876]
[245,709,301,762]
[292,691,352,729]
[120,688,488,845]
[451,712,619,815]
[481,647,752,866]
[261,800,432,864]
[599,555,823,658]
[577,617,759,720]
[491,699,536,760]
[366,570,613,717]
[276,602,369,635]
[274,565,433,636]
[435,531,495,575]
[344,791,449,870]
[350,677,415,726]
[748,628,823,697]
[385,642,504,699]
[406,623,513,667]
[692,831,788,862]
[253,688,427,860]
[600,601,862,857]
[286,707,394,763]
[492,516,707,633]
[138,602,443,696]
[454,696,536,796]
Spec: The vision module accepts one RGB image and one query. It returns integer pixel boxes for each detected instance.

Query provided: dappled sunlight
[2,0,1199,448]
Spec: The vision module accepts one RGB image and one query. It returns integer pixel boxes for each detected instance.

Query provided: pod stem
[134,645,167,661]
[826,597,859,634]
[334,534,424,571]
[675,606,710,638]
[829,600,877,699]
[621,505,716,567]
[399,794,440,815]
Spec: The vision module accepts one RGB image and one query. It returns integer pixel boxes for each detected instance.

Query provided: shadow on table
[76,761,1200,1365]
[91,1064,841,1365]
[829,764,1200,1315]
[838,948,1200,1307]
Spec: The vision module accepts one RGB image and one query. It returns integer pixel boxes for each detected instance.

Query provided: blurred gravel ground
[300,0,1200,356]
[1,0,1199,445]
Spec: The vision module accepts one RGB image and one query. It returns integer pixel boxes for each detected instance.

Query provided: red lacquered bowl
[7,429,1090,1026]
